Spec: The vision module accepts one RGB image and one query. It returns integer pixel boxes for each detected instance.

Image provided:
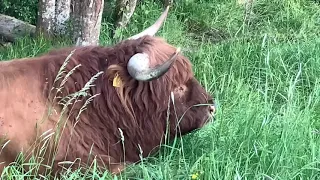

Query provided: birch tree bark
[55,0,71,34]
[114,0,137,29]
[72,0,104,46]
[71,0,81,42]
[36,0,56,37]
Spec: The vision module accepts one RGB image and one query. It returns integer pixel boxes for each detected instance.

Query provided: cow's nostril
[209,105,215,114]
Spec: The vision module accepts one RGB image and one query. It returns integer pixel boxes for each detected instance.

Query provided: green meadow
[1,0,320,179]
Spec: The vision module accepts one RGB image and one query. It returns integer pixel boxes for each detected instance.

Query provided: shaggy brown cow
[0,6,215,177]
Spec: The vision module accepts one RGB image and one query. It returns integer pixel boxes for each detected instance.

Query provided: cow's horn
[127,47,181,81]
[127,6,170,40]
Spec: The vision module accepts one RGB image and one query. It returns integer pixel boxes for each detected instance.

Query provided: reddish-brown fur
[0,35,214,177]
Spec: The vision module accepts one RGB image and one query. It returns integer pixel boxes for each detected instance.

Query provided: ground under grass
[1,0,320,179]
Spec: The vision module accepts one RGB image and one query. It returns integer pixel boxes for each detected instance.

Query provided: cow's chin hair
[201,112,215,127]
[177,116,211,136]
[199,107,216,127]
[174,107,214,137]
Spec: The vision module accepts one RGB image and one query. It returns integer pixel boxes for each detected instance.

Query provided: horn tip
[176,47,181,53]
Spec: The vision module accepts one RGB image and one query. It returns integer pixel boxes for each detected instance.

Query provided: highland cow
[0,6,215,177]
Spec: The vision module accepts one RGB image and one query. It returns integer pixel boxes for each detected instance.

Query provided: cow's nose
[207,99,216,114]
[209,105,215,114]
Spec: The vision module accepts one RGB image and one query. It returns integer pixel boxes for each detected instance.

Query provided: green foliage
[1,0,320,179]
[0,0,38,24]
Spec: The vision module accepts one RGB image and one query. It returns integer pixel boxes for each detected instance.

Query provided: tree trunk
[55,0,71,35]
[36,0,56,37]
[114,0,137,29]
[0,14,36,42]
[70,0,81,42]
[72,0,104,46]
[163,0,173,7]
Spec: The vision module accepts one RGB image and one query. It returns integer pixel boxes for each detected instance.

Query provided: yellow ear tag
[113,73,122,87]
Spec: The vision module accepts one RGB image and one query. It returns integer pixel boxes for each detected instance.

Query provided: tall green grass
[1,0,320,179]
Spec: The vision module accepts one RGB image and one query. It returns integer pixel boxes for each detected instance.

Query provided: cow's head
[105,6,216,137]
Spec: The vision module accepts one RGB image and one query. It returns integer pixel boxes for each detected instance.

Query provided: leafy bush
[0,0,38,25]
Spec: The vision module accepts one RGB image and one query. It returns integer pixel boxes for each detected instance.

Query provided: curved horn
[127,47,181,81]
[127,6,170,40]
